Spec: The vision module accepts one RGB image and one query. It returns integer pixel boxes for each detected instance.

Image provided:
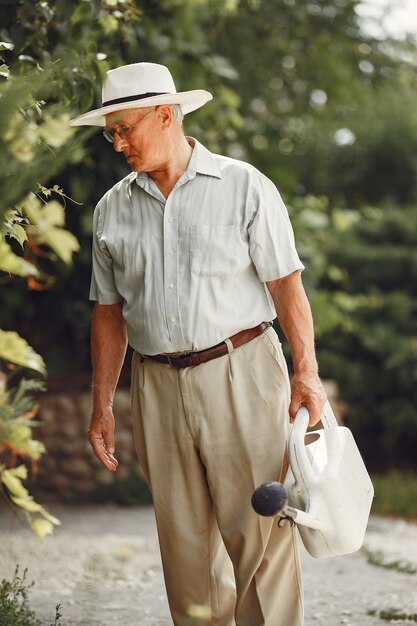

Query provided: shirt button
[168,249,174,256]
[168,218,174,223]
[170,316,176,322]
[168,282,174,289]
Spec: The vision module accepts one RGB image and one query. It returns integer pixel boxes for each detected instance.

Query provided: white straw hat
[69,62,213,127]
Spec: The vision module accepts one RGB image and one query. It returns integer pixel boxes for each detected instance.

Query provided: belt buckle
[166,352,192,369]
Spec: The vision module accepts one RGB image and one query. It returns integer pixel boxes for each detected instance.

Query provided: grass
[370,472,417,519]
[362,546,417,574]
[368,608,417,622]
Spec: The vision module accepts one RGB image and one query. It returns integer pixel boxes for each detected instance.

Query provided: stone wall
[34,387,146,502]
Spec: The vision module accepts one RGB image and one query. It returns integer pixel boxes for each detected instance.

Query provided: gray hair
[170,104,184,127]
[133,104,184,126]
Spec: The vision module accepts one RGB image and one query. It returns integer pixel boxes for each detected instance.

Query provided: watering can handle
[320,400,339,429]
[288,402,339,488]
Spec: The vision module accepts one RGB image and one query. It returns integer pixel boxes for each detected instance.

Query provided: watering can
[252,402,374,559]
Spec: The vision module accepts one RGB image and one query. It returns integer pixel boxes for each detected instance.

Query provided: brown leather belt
[145,321,271,369]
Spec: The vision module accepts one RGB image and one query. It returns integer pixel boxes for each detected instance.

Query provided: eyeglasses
[103,107,157,143]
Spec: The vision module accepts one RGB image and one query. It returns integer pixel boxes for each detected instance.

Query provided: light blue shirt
[90,138,304,355]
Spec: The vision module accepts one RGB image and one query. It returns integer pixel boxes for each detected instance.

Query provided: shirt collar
[133,136,222,190]
[186,137,222,179]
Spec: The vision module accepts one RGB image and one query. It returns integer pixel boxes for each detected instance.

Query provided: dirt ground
[1,504,417,626]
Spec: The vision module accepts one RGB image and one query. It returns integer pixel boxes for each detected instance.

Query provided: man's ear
[158,105,173,128]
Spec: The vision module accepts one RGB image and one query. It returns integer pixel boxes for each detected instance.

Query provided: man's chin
[127,156,141,171]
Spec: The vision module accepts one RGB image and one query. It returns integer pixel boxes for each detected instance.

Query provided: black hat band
[102,92,170,107]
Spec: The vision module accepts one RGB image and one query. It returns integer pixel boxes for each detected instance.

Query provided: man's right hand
[88,407,119,472]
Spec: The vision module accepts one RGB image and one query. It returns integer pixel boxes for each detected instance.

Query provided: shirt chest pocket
[190,224,240,277]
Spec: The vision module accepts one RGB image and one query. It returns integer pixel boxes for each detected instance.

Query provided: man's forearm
[266,271,318,375]
[91,302,128,410]
[267,271,326,425]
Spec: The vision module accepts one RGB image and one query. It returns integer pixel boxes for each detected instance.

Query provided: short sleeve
[247,172,304,282]
[89,200,122,304]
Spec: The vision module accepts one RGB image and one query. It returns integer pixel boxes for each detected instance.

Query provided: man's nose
[113,134,128,152]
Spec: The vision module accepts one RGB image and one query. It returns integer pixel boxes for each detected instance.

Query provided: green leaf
[0,64,10,78]
[0,238,38,277]
[9,465,28,480]
[6,422,46,460]
[7,224,27,247]
[29,517,55,540]
[37,184,52,197]
[1,467,60,539]
[0,330,46,374]
[0,467,29,498]
[44,227,80,264]
[24,197,63,226]
[10,495,42,512]
[38,506,61,526]
[98,14,119,35]
[69,2,93,26]
[37,114,75,148]
[22,196,80,265]
[217,85,241,109]
[42,200,65,227]
[0,42,14,51]
[1,209,28,246]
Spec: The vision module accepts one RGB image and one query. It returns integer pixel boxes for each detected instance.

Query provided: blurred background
[1,0,417,526]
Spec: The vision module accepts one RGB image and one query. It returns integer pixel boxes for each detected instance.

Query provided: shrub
[0,565,62,626]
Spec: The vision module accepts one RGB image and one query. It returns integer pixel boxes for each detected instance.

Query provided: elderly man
[70,62,326,626]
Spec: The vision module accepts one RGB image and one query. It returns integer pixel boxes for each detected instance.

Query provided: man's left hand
[289,371,327,427]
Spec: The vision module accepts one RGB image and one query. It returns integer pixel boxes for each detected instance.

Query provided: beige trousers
[130,327,303,626]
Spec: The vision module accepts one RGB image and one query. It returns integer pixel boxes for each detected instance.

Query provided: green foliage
[0,373,61,538]
[0,566,41,626]
[0,464,61,540]
[0,68,83,216]
[88,470,153,506]
[0,5,83,533]
[0,566,62,626]
[370,472,417,519]
[0,378,45,423]
[0,376,46,467]
[292,200,417,471]
[299,81,417,206]
[0,187,70,536]
[204,0,417,194]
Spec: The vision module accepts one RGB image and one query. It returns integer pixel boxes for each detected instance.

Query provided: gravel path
[1,505,416,625]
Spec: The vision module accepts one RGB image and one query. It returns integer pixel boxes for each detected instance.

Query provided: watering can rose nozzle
[251,481,288,517]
